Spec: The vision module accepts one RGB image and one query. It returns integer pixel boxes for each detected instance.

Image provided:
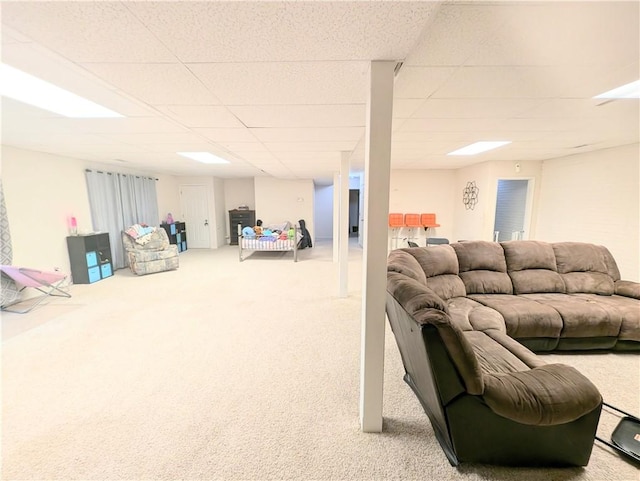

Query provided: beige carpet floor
[2,240,639,480]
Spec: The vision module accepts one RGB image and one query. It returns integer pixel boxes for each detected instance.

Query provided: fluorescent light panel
[594,80,640,99]
[0,63,124,118]
[447,141,511,156]
[177,152,230,164]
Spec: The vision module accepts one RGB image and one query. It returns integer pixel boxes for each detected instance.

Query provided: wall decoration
[463,181,479,210]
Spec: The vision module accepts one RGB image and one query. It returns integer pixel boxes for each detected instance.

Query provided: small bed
[238,221,301,262]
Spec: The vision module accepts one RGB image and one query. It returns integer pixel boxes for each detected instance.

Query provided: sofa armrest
[615,280,640,299]
[482,363,602,426]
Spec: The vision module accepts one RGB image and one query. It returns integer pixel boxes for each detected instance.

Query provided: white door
[180,185,211,248]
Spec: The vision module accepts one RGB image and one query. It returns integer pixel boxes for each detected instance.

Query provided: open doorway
[493,179,534,242]
[349,189,360,237]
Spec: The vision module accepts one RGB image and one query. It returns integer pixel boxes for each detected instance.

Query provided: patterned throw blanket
[124,224,156,245]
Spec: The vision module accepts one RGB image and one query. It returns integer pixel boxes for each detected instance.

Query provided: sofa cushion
[464,330,529,375]
[452,241,513,295]
[397,246,466,300]
[502,241,565,294]
[572,294,640,342]
[522,293,623,339]
[446,297,506,333]
[469,294,563,341]
[553,242,616,295]
[387,249,427,285]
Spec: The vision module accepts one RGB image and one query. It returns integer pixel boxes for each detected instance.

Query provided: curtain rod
[85,169,158,181]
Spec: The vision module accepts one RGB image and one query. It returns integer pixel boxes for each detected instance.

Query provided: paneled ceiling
[1,1,638,183]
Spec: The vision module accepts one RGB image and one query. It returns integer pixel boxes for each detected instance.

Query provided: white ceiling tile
[412,99,542,119]
[394,67,457,99]
[468,3,639,67]
[264,141,357,152]
[158,106,244,128]
[217,142,269,153]
[404,4,508,67]
[1,2,176,62]
[272,151,341,162]
[432,66,576,99]
[393,99,425,119]
[190,62,368,105]
[128,2,438,62]
[399,118,503,132]
[250,127,363,143]
[80,63,221,106]
[228,105,366,128]
[194,128,259,143]
[98,132,207,145]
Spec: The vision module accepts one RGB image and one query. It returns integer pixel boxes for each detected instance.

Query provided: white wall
[213,177,226,247]
[1,145,179,273]
[536,144,639,281]
[254,177,315,240]
[223,178,255,243]
[389,169,456,245]
[314,184,333,239]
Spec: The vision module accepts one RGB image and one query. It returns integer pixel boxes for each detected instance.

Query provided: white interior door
[180,185,211,248]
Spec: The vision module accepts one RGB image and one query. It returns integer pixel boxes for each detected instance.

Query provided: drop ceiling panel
[271,151,341,162]
[412,98,542,119]
[404,3,508,67]
[80,63,221,106]
[432,66,577,99]
[228,105,366,128]
[392,99,425,119]
[189,62,368,105]
[394,67,457,99]
[399,118,503,132]
[0,2,176,63]
[264,141,357,152]
[469,3,639,67]
[157,106,245,128]
[97,132,208,145]
[250,127,363,143]
[194,128,260,143]
[127,2,439,62]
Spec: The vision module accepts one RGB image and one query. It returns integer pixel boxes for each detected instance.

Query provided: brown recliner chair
[386,247,603,466]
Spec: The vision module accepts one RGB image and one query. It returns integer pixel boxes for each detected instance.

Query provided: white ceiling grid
[0,1,638,180]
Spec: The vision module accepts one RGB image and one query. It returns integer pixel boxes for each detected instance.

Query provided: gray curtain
[85,170,159,270]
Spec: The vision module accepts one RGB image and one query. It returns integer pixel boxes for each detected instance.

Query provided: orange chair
[388,213,405,250]
[421,213,441,240]
[404,213,422,246]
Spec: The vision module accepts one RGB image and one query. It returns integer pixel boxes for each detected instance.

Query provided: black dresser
[229,209,255,245]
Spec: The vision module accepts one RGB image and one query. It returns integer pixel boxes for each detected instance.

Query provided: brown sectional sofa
[385,240,639,467]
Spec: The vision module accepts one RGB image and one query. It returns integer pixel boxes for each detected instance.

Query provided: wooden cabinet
[160,222,187,252]
[66,233,113,284]
[229,209,255,245]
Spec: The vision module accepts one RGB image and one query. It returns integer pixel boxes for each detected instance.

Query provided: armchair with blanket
[122,224,179,276]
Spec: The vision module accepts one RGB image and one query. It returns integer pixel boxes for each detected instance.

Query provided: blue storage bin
[86,251,98,267]
[170,224,176,235]
[101,263,112,278]
[88,266,101,283]
[182,241,186,251]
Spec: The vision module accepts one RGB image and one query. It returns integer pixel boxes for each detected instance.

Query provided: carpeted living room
[1,1,639,480]
[2,240,639,480]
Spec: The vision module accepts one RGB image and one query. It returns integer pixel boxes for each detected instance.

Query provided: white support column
[338,152,350,298]
[332,171,340,263]
[360,61,395,432]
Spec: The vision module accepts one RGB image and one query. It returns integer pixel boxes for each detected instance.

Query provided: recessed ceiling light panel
[177,152,230,164]
[0,63,124,118]
[447,141,511,156]
[594,80,640,99]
